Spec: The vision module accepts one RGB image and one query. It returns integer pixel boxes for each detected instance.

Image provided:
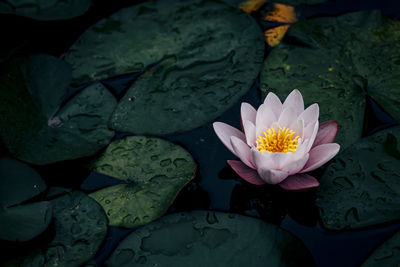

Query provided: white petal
[258,168,289,184]
[243,120,256,147]
[263,92,283,119]
[298,103,319,127]
[241,103,257,125]
[283,89,304,116]
[278,107,297,128]
[306,121,319,153]
[213,122,245,155]
[231,136,254,169]
[290,118,304,140]
[255,104,276,137]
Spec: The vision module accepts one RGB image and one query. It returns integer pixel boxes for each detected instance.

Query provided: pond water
[1,0,400,266]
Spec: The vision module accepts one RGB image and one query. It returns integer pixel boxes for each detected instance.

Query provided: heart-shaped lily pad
[6,190,108,267]
[88,136,197,228]
[0,158,51,242]
[0,0,91,21]
[0,54,116,165]
[64,0,264,135]
[261,10,400,149]
[361,228,400,267]
[316,126,400,230]
[106,211,314,266]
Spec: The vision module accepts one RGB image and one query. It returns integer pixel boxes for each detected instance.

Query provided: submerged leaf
[316,126,400,230]
[106,211,315,266]
[88,136,197,228]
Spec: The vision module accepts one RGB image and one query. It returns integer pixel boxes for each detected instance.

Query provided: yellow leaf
[239,0,268,13]
[264,25,290,47]
[264,3,297,23]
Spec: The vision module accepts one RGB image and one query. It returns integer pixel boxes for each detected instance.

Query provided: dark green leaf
[89,136,197,228]
[106,211,314,267]
[316,126,400,230]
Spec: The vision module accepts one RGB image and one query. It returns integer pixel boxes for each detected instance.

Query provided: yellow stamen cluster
[256,127,299,153]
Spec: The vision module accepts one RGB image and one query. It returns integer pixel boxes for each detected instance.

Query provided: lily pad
[7,191,108,267]
[261,10,400,149]
[0,0,91,21]
[88,136,197,228]
[64,0,264,135]
[0,158,51,242]
[361,228,400,266]
[0,54,116,165]
[105,211,315,266]
[316,126,400,230]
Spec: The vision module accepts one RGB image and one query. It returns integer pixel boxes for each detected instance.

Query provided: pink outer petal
[298,103,319,127]
[258,168,289,184]
[213,122,245,155]
[241,103,257,126]
[312,120,339,148]
[243,120,256,147]
[279,174,319,191]
[264,92,283,119]
[283,89,304,116]
[256,104,276,137]
[228,160,266,185]
[230,136,254,169]
[300,143,340,173]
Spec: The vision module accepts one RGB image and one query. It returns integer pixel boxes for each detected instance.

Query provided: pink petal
[306,121,319,152]
[264,92,282,119]
[228,160,266,185]
[251,148,290,170]
[284,153,310,175]
[298,103,319,127]
[241,103,257,125]
[213,122,245,155]
[279,174,319,191]
[243,120,256,147]
[278,107,297,128]
[292,140,309,161]
[300,143,340,173]
[258,168,289,184]
[290,118,304,140]
[312,120,339,148]
[283,89,304,116]
[255,104,276,137]
[231,136,254,169]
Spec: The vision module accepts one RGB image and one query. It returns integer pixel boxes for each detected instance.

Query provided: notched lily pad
[0,158,51,242]
[316,126,400,230]
[88,136,197,228]
[261,11,400,149]
[105,211,315,266]
[64,0,264,135]
[361,228,400,266]
[7,191,108,267]
[0,54,116,165]
[0,0,91,21]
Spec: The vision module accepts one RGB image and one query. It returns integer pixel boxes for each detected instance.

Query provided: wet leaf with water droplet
[316,126,400,230]
[0,54,116,164]
[106,211,314,266]
[64,0,264,135]
[0,158,51,242]
[88,136,197,228]
[261,11,400,149]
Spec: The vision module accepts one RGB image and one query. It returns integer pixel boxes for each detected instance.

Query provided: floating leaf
[361,228,400,266]
[316,126,400,230]
[106,211,315,266]
[7,191,108,266]
[64,0,264,135]
[261,11,400,148]
[0,0,91,21]
[0,54,116,165]
[0,158,51,242]
[89,136,197,228]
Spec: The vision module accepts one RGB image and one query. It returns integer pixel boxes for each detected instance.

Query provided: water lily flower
[213,89,340,191]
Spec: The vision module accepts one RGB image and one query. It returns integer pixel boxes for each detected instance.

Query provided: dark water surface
[1,0,400,266]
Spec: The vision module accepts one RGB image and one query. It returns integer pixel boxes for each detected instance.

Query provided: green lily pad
[0,158,51,242]
[0,0,91,21]
[0,54,116,165]
[316,126,400,230]
[261,10,400,149]
[88,136,197,228]
[64,0,264,135]
[106,211,314,266]
[7,191,108,267]
[361,229,400,267]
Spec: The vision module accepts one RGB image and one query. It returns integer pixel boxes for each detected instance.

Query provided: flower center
[256,127,300,153]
